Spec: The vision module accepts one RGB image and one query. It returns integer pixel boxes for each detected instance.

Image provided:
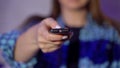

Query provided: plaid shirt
[0,14,120,68]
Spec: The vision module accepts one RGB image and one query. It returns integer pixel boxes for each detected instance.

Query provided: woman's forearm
[14,25,39,62]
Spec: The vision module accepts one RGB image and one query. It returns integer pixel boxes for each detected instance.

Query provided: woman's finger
[43,18,61,29]
[41,44,61,53]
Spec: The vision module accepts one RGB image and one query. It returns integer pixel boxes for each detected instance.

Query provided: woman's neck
[61,8,88,28]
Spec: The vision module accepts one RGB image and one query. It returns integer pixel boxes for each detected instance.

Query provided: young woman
[0,0,120,68]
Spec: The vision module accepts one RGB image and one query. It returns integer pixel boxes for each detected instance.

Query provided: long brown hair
[21,0,120,32]
[50,0,102,23]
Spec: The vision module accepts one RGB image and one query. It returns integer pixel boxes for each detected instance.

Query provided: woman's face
[59,0,89,10]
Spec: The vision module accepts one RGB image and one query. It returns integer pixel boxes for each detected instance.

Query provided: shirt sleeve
[0,30,37,68]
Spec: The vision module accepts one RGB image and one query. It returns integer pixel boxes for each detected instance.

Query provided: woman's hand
[36,18,68,53]
[15,18,68,62]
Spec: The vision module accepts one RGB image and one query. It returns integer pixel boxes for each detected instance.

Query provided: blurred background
[0,0,120,33]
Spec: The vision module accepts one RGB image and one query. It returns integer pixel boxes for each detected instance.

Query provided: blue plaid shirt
[0,14,120,68]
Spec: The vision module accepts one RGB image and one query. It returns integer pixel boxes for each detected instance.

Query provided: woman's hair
[21,0,120,32]
[51,0,109,24]
[50,0,101,21]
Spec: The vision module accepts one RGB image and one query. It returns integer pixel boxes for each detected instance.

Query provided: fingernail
[55,25,61,29]
[62,36,68,39]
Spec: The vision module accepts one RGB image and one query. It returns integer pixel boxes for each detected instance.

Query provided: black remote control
[50,28,71,35]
